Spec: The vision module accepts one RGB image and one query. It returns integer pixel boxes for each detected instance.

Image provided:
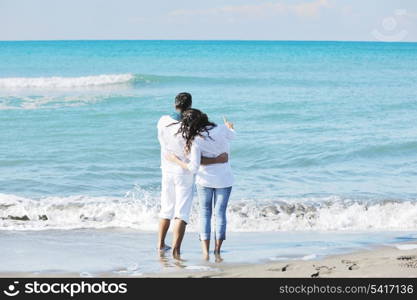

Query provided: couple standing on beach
[157,92,235,260]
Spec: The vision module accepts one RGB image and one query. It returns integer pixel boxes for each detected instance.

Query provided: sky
[0,0,416,41]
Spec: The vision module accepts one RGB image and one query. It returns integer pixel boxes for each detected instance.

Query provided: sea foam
[1,193,417,232]
[0,74,134,88]
[395,244,417,250]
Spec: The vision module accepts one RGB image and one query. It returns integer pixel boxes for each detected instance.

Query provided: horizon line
[1,38,416,43]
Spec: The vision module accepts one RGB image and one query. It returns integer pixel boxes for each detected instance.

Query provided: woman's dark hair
[176,109,216,153]
[175,92,192,113]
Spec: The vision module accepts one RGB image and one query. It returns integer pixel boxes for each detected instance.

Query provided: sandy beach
[1,242,416,278]
[147,243,417,278]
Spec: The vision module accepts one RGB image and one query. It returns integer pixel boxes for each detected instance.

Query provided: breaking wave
[1,193,417,232]
[0,74,135,88]
[0,73,255,89]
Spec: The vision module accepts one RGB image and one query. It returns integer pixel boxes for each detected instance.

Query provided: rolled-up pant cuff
[216,234,226,241]
[158,214,173,220]
[174,215,189,224]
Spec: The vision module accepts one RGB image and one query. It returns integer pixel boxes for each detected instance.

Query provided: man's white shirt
[157,115,191,175]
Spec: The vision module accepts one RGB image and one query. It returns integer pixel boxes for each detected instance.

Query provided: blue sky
[0,0,416,41]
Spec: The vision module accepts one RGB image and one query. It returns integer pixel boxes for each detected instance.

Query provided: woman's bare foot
[201,240,210,260]
[214,252,223,263]
[172,247,182,260]
[214,239,223,255]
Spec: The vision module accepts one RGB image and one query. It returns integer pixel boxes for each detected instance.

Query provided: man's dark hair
[175,92,192,113]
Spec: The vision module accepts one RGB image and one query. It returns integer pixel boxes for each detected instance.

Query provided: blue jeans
[196,185,232,241]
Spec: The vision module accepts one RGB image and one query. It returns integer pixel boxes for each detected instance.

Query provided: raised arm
[223,116,236,140]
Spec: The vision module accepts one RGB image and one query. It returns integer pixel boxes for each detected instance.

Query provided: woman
[166,108,235,259]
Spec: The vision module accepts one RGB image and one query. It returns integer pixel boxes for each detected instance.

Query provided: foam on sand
[395,244,417,250]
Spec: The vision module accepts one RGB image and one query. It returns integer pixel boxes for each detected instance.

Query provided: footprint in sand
[397,255,416,261]
[400,262,417,268]
[311,271,320,278]
[268,264,290,272]
[397,256,417,268]
[311,265,335,277]
[341,259,354,264]
[341,259,359,270]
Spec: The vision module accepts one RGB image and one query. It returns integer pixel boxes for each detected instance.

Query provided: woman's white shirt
[187,124,235,188]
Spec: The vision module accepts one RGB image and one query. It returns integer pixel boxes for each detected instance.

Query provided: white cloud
[405,11,417,19]
[169,0,330,19]
[293,0,329,18]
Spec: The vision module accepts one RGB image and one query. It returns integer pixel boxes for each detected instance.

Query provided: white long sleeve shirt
[157,115,191,176]
[187,124,235,188]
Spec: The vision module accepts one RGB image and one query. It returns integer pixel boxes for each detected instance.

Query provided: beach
[0,229,415,277]
[150,243,417,278]
[1,40,417,278]
[1,240,416,278]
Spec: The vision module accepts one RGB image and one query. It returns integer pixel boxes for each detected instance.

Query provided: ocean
[1,40,417,274]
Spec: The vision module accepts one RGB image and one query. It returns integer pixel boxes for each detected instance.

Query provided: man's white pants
[159,172,194,224]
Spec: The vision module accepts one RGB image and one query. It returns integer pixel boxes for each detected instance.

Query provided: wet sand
[2,243,416,278]
[147,243,417,278]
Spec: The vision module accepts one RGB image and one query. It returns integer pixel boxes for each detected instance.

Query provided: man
[157,92,227,258]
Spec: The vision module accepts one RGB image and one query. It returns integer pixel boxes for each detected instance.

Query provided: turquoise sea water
[1,41,417,232]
